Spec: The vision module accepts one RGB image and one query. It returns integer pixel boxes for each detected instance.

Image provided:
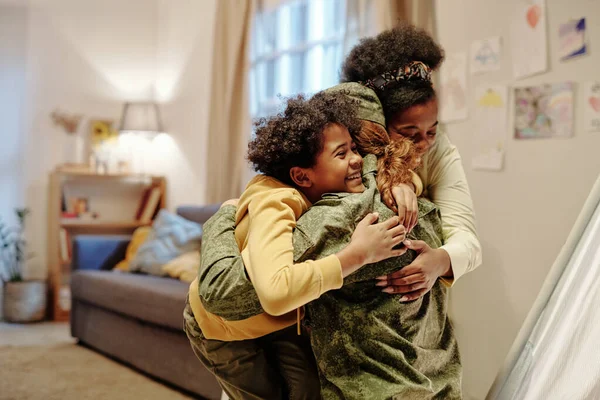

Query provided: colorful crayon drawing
[559,18,587,61]
[470,37,502,74]
[514,82,574,139]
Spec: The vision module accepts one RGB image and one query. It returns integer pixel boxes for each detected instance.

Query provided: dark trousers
[183,298,321,400]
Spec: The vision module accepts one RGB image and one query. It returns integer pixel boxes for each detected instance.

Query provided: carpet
[0,343,193,400]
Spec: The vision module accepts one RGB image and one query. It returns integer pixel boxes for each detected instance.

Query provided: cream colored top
[417,133,483,284]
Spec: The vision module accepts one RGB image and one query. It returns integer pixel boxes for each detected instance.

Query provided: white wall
[434,1,600,399]
[20,0,158,279]
[154,0,217,207]
[13,0,217,279]
[0,5,27,228]
[0,3,28,319]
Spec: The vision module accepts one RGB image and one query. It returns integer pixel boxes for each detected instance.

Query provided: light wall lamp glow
[118,102,164,139]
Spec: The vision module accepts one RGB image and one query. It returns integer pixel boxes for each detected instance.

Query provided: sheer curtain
[373,0,435,33]
[248,0,434,125]
[249,0,363,120]
[243,0,374,185]
[489,176,600,399]
[243,0,433,186]
[205,0,256,204]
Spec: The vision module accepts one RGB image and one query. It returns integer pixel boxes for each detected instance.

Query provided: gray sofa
[70,205,223,400]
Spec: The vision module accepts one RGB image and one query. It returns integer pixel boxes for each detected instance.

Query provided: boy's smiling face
[292,123,365,203]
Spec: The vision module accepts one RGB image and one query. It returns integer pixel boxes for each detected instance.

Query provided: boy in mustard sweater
[186,91,412,399]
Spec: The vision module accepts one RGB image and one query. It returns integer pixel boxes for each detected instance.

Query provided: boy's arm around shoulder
[245,188,343,316]
[197,205,264,321]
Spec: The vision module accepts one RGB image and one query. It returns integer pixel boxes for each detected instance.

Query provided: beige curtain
[205,0,256,204]
[372,0,435,33]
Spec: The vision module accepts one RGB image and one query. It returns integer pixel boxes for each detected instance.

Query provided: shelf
[60,220,150,230]
[48,171,166,321]
[59,172,161,181]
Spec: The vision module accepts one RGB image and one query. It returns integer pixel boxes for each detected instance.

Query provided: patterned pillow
[129,210,203,276]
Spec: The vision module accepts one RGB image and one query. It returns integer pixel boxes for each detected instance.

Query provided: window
[249,0,369,120]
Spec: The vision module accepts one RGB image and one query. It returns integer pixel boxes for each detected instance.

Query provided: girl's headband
[361,61,432,92]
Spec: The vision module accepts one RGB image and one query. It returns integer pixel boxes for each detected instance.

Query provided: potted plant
[0,208,47,322]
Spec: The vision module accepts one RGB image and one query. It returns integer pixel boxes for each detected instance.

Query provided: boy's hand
[336,213,408,277]
[350,213,407,265]
[388,184,418,233]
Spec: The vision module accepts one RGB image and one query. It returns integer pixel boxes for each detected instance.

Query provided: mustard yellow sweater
[189,175,343,341]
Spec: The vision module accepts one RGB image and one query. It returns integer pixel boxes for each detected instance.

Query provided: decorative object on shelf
[117,160,131,174]
[89,119,119,174]
[1,208,47,322]
[71,197,89,214]
[52,110,85,165]
[51,110,83,134]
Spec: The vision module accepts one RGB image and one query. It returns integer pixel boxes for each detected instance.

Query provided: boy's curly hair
[247,91,361,186]
[340,22,444,121]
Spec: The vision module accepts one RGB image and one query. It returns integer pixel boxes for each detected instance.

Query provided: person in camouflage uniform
[187,23,482,400]
[288,153,460,399]
[187,84,462,400]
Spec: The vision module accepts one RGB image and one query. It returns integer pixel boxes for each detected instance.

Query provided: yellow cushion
[161,251,200,282]
[113,227,152,272]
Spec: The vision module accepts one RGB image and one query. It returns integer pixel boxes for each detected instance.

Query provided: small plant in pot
[1,208,47,322]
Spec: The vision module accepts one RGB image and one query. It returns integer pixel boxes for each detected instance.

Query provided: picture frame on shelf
[88,119,118,174]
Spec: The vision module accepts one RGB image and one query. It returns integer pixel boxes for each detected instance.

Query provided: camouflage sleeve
[197,205,264,321]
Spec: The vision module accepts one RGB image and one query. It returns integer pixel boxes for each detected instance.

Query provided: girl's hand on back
[336,213,407,277]
[376,239,452,301]
[386,184,418,233]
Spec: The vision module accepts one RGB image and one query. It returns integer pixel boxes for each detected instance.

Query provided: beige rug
[0,343,193,400]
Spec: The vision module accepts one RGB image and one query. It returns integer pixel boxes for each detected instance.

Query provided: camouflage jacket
[197,154,462,399]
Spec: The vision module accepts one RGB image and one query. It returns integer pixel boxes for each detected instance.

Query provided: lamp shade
[118,102,164,136]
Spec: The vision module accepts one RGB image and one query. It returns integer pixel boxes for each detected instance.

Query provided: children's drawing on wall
[559,18,587,61]
[472,85,508,171]
[470,37,502,74]
[514,82,574,139]
[583,81,600,133]
[510,0,548,79]
[439,52,468,123]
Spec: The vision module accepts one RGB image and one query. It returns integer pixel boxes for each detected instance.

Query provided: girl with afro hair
[341,22,482,302]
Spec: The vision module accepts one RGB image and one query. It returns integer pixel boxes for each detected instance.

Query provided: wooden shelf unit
[47,170,166,321]
[60,220,151,230]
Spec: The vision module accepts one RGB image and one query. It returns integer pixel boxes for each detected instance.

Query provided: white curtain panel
[489,175,600,400]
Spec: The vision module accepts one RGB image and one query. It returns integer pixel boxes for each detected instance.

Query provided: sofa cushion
[176,204,221,225]
[113,227,151,272]
[71,270,188,331]
[129,210,203,276]
[161,251,200,283]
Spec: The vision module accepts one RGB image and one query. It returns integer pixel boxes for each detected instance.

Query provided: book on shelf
[59,228,72,263]
[136,185,162,224]
[58,284,71,312]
